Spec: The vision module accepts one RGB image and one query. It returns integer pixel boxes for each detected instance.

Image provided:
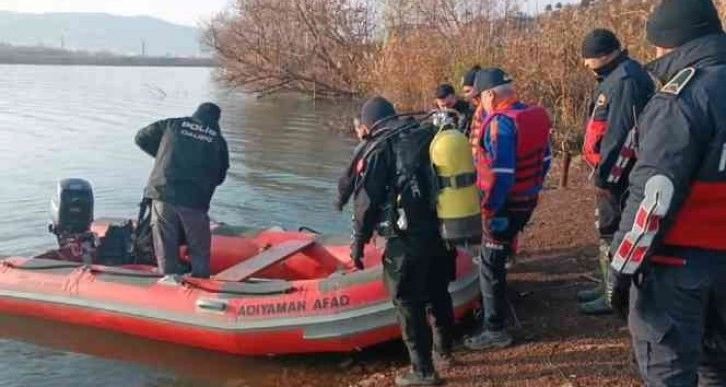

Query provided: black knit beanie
[646,0,723,48]
[582,29,621,58]
[461,65,482,87]
[360,96,397,129]
[192,102,222,126]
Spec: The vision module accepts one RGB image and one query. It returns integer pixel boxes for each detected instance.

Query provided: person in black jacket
[434,83,473,135]
[461,65,482,101]
[135,102,229,279]
[344,97,455,386]
[578,29,655,315]
[608,1,726,385]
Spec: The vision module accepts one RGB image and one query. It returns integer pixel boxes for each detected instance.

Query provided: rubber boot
[578,240,607,302]
[579,241,613,315]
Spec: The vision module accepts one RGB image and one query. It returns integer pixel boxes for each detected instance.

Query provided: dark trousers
[383,234,456,374]
[150,200,211,278]
[479,211,533,331]
[596,188,627,240]
[629,251,726,386]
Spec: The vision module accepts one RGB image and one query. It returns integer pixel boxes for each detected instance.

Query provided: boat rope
[1,260,292,296]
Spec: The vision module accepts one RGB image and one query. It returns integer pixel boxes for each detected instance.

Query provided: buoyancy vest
[471,105,552,211]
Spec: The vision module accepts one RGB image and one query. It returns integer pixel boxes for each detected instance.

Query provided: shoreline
[0,59,217,68]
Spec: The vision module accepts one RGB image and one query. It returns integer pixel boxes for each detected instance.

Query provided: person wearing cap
[577,29,655,315]
[460,65,484,137]
[607,0,726,385]
[461,65,482,101]
[341,96,456,385]
[135,103,229,279]
[434,83,473,135]
[464,69,553,351]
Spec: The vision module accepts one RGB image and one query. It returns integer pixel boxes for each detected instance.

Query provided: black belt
[439,172,477,189]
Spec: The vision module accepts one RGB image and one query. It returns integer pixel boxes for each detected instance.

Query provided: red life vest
[469,104,486,157]
[471,105,552,211]
[663,182,726,250]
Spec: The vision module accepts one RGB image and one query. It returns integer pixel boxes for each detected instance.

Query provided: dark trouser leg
[596,188,624,285]
[383,238,434,374]
[629,260,710,386]
[579,189,625,312]
[596,188,624,240]
[151,201,184,275]
[428,244,456,355]
[479,241,510,332]
[478,212,530,332]
[699,262,726,386]
[177,206,211,279]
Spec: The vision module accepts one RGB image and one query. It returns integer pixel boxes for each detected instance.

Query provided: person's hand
[607,267,631,320]
[350,241,365,270]
[486,217,509,234]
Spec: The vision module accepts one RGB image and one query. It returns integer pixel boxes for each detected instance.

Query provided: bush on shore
[207,0,726,150]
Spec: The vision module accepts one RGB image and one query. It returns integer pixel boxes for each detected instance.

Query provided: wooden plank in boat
[213,239,315,282]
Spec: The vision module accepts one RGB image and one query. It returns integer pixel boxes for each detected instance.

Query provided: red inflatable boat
[0,220,480,356]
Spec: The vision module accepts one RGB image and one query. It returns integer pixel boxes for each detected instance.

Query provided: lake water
[0,65,363,386]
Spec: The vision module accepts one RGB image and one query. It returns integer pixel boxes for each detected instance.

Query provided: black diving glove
[350,240,365,270]
[607,267,632,320]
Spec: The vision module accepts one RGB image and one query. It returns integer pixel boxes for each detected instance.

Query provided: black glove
[607,267,632,320]
[350,240,365,270]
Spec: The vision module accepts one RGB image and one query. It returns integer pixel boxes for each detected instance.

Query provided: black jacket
[584,54,655,190]
[613,33,726,255]
[351,121,440,245]
[135,110,229,212]
[452,100,474,135]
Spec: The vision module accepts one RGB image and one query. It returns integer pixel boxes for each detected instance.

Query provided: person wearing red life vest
[578,29,655,316]
[464,68,553,350]
[608,1,726,384]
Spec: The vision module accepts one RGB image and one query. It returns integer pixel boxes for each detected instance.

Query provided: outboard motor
[49,179,96,264]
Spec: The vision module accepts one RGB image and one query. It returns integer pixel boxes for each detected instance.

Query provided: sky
[0,0,577,26]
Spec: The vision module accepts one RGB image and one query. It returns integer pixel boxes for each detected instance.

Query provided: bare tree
[204,0,376,98]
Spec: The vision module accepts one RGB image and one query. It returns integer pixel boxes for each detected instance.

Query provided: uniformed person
[578,29,655,315]
[135,103,229,279]
[345,97,456,386]
[608,0,726,385]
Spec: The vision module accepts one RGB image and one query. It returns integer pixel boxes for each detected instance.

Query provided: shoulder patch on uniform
[660,67,696,95]
[596,93,607,107]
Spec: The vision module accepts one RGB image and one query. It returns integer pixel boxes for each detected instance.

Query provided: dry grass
[365,0,726,152]
[209,0,726,149]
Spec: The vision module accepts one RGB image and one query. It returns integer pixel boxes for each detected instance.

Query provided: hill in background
[0,11,207,57]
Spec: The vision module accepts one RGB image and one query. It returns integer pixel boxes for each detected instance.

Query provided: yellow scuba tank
[429,125,482,246]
